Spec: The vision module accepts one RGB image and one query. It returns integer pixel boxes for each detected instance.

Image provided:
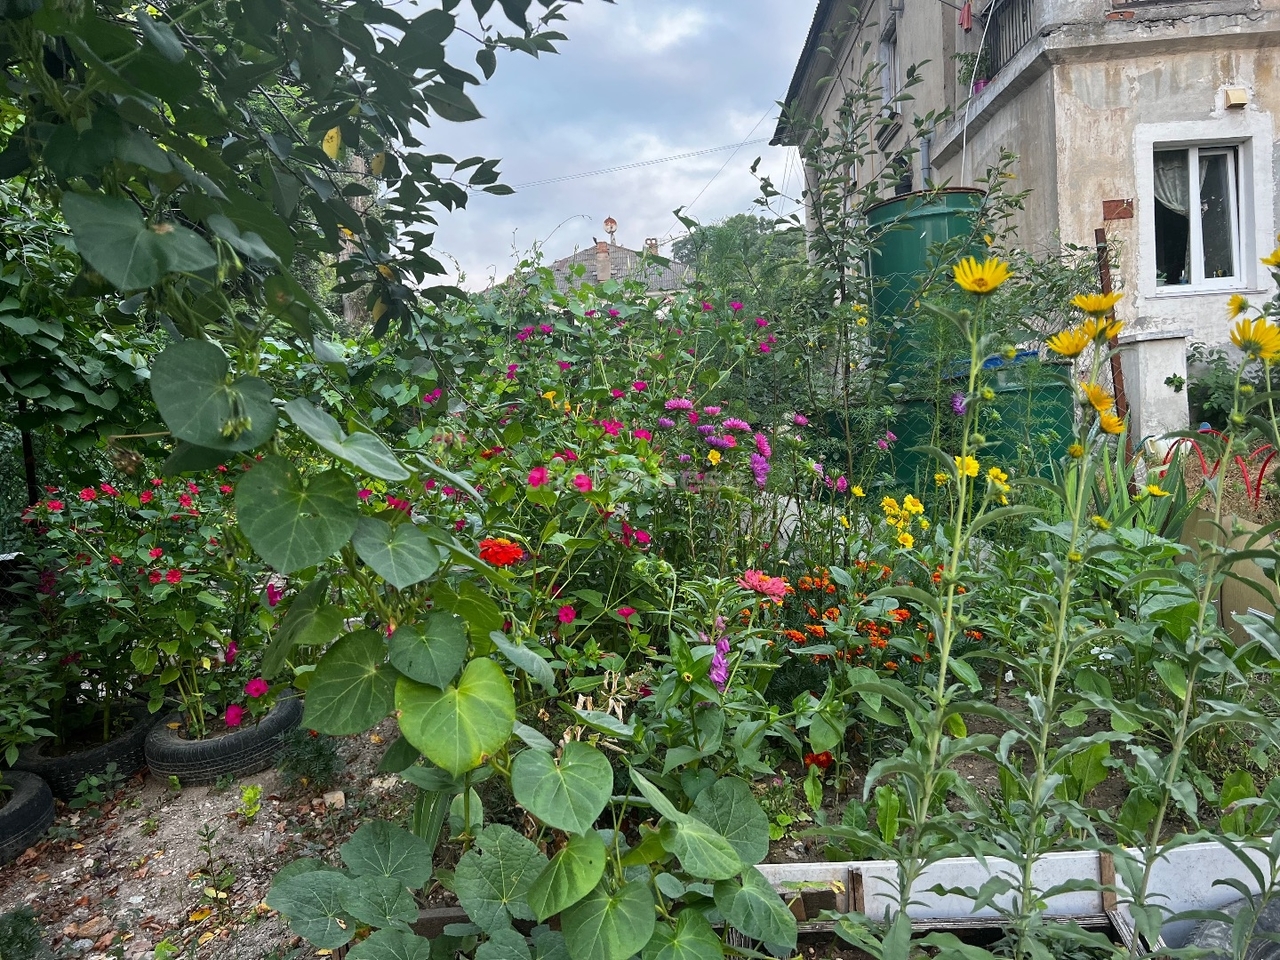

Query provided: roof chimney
[596,240,611,281]
[645,237,659,255]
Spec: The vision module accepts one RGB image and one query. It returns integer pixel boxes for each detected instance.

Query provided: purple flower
[793,413,809,427]
[750,452,771,488]
[876,439,889,451]
[703,406,722,416]
[697,424,717,436]
[706,435,735,450]
[951,392,967,416]
[885,431,897,443]
[754,433,772,458]
[657,417,676,428]
[710,636,731,692]
[266,583,284,607]
[665,397,694,411]
[836,476,848,493]
[678,454,692,463]
[723,417,751,431]
[730,301,744,312]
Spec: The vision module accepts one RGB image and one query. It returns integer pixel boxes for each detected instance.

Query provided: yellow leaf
[372,299,388,322]
[198,932,215,946]
[371,152,386,177]
[323,127,342,160]
[376,264,394,280]
[166,722,181,730]
[189,907,214,923]
[204,887,228,900]
[200,657,211,670]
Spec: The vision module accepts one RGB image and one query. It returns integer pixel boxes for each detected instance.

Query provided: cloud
[418,0,816,289]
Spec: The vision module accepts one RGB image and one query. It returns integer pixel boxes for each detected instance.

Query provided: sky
[421,0,815,289]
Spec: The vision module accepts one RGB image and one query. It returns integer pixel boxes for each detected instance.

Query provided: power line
[511,138,772,190]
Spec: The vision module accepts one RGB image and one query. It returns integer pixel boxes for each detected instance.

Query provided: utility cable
[512,138,771,190]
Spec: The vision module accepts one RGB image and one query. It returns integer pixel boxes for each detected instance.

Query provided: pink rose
[528,466,548,488]
[573,474,593,493]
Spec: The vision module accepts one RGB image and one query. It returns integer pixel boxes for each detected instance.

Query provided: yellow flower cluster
[881,495,924,550]
[986,466,1010,506]
[1047,293,1125,358]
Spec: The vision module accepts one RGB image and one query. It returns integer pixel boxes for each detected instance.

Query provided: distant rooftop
[548,240,692,295]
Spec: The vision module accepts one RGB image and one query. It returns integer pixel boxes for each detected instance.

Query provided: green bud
[1240,384,1255,396]
[1231,412,1248,426]
[1001,345,1017,360]
[971,433,986,445]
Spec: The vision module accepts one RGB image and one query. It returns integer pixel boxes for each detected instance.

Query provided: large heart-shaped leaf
[339,875,418,930]
[690,777,769,866]
[642,910,722,960]
[303,630,397,735]
[713,866,797,950]
[477,928,532,960]
[397,658,515,776]
[347,929,434,960]
[262,581,343,680]
[659,819,742,881]
[150,340,277,452]
[62,192,218,290]
[388,613,468,688]
[237,456,359,573]
[340,820,434,888]
[561,880,655,960]
[285,398,409,481]
[526,831,607,922]
[353,518,440,589]
[265,871,355,950]
[511,742,612,834]
[454,824,547,932]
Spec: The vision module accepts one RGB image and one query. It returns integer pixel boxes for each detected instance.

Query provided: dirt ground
[0,719,416,960]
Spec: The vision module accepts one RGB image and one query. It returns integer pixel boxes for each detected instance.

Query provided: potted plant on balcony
[955,49,991,94]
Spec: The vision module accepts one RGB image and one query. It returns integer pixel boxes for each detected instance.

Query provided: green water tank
[866,188,986,379]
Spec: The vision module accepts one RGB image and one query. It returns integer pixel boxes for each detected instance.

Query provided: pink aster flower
[557,605,576,624]
[100,483,119,497]
[634,428,652,441]
[664,398,694,411]
[759,342,771,353]
[528,466,548,488]
[754,433,772,458]
[149,547,164,559]
[876,439,888,451]
[166,568,183,584]
[703,406,721,416]
[245,677,269,699]
[836,476,849,493]
[730,301,744,312]
[657,417,675,428]
[612,388,625,399]
[633,381,647,392]
[755,317,768,327]
[573,474,593,493]
[793,413,809,426]
[225,704,245,727]
[219,484,233,494]
[723,417,751,431]
[79,487,97,501]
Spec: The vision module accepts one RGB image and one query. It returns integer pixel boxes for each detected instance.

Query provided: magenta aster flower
[703,406,721,416]
[750,452,770,488]
[793,413,809,426]
[634,428,652,441]
[664,397,694,411]
[730,301,744,312]
[540,324,553,334]
[633,381,647,392]
[755,317,768,327]
[558,360,572,371]
[754,433,772,458]
[245,677,269,699]
[723,417,751,431]
[701,301,713,311]
[657,417,675,428]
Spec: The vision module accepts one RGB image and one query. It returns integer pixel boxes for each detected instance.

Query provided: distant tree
[672,214,805,299]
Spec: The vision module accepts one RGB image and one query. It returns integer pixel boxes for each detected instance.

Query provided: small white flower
[1004,670,1014,683]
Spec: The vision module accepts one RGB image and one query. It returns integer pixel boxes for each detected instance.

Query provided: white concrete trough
[757,840,1269,948]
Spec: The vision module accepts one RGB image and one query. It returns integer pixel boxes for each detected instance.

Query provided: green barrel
[866,188,986,379]
[986,362,1075,474]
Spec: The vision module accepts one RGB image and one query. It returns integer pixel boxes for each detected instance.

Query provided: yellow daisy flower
[1079,381,1114,413]
[902,495,924,515]
[852,485,865,498]
[919,518,930,530]
[1047,326,1091,358]
[1231,316,1280,362]
[955,455,980,478]
[1098,411,1126,435]
[1145,484,1170,498]
[953,256,1011,295]
[1068,443,1085,458]
[1227,294,1250,319]
[897,531,915,549]
[986,466,1010,493]
[707,450,722,466]
[1091,515,1111,530]
[1071,292,1123,316]
[839,515,850,529]
[935,472,950,486]
[1262,247,1280,268]
[1081,316,1124,342]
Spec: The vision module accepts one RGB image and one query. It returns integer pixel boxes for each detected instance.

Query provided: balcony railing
[983,0,1038,79]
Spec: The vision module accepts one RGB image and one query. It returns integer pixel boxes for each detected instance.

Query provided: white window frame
[879,15,899,108]
[1151,145,1241,291]
[1135,115,1274,301]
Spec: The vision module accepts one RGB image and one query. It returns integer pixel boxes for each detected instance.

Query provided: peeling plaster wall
[1053,45,1279,345]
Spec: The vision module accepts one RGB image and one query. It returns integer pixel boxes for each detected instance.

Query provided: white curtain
[1153,151,1189,216]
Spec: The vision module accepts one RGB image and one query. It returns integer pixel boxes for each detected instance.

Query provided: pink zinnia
[109,555,122,566]
[737,569,788,602]
[557,605,576,624]
[148,570,162,585]
[573,474,593,493]
[633,381,647,392]
[634,429,652,441]
[139,491,153,504]
[149,547,164,559]
[224,704,245,728]
[219,484,233,494]
[600,420,623,437]
[100,483,119,497]
[188,482,200,495]
[245,677,269,699]
[46,499,64,511]
[528,466,548,487]
[79,487,97,501]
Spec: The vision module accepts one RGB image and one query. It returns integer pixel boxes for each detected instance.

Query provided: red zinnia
[804,751,834,770]
[148,570,162,585]
[139,491,153,504]
[149,547,164,559]
[478,538,524,567]
[166,568,183,584]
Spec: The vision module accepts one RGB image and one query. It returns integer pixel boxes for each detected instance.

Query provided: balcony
[982,0,1037,79]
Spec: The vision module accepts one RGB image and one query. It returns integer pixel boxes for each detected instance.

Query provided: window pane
[1153,149,1189,286]
[1200,152,1235,279]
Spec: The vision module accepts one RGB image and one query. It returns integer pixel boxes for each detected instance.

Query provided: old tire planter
[12,701,158,800]
[144,694,303,786]
[0,771,55,865]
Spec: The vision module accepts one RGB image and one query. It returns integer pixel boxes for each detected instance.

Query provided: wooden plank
[1100,851,1117,913]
